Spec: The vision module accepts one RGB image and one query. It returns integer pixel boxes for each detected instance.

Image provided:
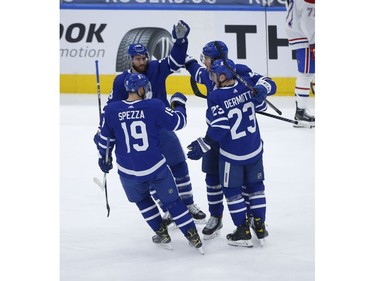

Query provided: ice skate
[187,203,207,224]
[185,228,204,255]
[226,224,253,248]
[152,223,173,250]
[251,217,268,246]
[202,216,223,240]
[294,101,315,128]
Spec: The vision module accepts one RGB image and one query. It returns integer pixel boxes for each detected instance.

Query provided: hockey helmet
[128,43,149,59]
[124,73,152,99]
[201,41,228,63]
[210,59,235,80]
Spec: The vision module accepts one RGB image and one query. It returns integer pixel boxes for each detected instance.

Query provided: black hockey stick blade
[190,77,207,99]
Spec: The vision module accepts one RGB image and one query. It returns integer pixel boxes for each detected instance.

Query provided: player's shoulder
[114,70,131,82]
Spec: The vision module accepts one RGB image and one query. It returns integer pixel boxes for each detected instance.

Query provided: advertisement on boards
[60,8,296,94]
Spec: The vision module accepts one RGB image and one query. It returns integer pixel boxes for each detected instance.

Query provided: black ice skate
[202,216,223,240]
[152,222,173,250]
[185,228,204,255]
[226,224,253,248]
[251,217,269,246]
[294,101,315,128]
[187,204,207,224]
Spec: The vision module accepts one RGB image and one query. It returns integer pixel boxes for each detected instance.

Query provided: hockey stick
[95,60,103,120]
[94,60,111,217]
[213,41,283,116]
[190,76,207,99]
[256,111,314,128]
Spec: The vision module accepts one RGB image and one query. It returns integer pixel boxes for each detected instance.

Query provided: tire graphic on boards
[116,27,173,72]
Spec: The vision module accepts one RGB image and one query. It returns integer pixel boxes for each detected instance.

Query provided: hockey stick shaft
[213,41,282,116]
[95,60,102,120]
[257,111,314,128]
[103,137,111,217]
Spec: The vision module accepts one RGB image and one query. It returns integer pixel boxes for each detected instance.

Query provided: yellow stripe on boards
[60,74,312,96]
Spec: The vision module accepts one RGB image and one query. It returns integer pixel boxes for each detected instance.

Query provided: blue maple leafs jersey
[107,40,188,108]
[97,99,187,180]
[206,79,266,165]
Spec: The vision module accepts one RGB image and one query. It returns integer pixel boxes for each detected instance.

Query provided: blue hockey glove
[185,54,197,68]
[170,92,187,109]
[253,78,272,103]
[187,137,211,160]
[98,155,113,173]
[172,20,190,41]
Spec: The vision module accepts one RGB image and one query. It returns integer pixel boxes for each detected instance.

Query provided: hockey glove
[172,20,190,41]
[98,155,113,173]
[187,137,211,160]
[170,92,187,109]
[185,54,197,68]
[253,78,271,103]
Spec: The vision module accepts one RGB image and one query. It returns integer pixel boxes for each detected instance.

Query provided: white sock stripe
[207,184,221,189]
[208,199,224,205]
[176,218,194,228]
[207,191,223,195]
[229,207,247,214]
[227,198,245,205]
[178,191,193,196]
[145,213,160,221]
[140,204,158,213]
[250,204,267,209]
[149,190,156,195]
[250,195,266,200]
[176,181,191,187]
[172,209,189,220]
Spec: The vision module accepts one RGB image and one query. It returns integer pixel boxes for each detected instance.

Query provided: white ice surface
[60,94,315,281]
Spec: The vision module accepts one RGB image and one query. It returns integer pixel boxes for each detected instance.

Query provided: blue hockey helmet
[124,73,152,99]
[128,43,149,59]
[201,41,228,62]
[210,59,235,80]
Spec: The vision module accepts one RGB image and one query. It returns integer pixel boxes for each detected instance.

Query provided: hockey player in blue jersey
[187,59,274,247]
[96,20,206,223]
[185,41,276,240]
[96,73,203,253]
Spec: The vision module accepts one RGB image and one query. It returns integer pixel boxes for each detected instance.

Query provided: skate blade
[155,242,173,250]
[293,121,315,129]
[227,239,254,248]
[259,238,265,246]
[197,247,205,255]
[193,218,207,225]
[203,230,221,240]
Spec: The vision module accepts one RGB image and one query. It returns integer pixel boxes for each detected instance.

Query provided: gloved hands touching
[98,155,113,173]
[187,137,211,160]
[170,92,187,109]
[172,20,190,41]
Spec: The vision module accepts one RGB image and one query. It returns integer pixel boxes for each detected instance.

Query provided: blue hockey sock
[206,173,224,217]
[136,196,163,232]
[170,161,194,206]
[223,187,247,226]
[165,199,195,236]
